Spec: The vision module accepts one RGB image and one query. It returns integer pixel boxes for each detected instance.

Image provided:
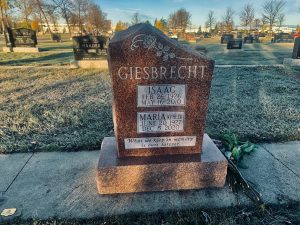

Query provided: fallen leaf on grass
[1,208,16,217]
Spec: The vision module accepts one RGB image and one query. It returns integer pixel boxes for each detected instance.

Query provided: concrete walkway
[0,142,299,221]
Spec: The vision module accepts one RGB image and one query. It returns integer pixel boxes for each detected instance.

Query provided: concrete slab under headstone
[96,134,227,194]
[0,153,32,192]
[283,58,300,66]
[70,59,108,69]
[2,47,12,53]
[1,143,299,220]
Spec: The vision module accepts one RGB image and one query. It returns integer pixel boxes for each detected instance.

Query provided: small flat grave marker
[227,39,243,49]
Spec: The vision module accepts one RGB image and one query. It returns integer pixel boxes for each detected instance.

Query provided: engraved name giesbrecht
[117,65,207,80]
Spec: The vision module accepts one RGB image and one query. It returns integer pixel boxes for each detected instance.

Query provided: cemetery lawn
[0,66,300,153]
[0,36,293,66]
[190,38,293,65]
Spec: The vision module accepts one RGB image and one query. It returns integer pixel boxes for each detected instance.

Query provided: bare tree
[1,0,13,28]
[86,3,108,34]
[34,0,53,34]
[253,18,261,30]
[223,7,235,32]
[240,3,255,30]
[167,8,191,33]
[261,17,267,32]
[131,12,140,25]
[277,13,285,28]
[47,4,60,29]
[262,0,286,31]
[0,0,9,44]
[205,10,215,32]
[15,0,34,27]
[51,0,74,37]
[72,0,90,34]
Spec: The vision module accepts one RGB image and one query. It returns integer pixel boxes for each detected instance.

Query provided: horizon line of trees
[115,0,295,35]
[0,0,111,37]
[1,0,298,37]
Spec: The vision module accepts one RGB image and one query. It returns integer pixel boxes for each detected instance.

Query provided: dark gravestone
[273,33,294,43]
[227,39,243,49]
[237,32,243,39]
[244,35,254,43]
[203,32,212,38]
[221,34,234,44]
[292,37,300,59]
[51,33,62,42]
[72,35,108,60]
[5,28,37,47]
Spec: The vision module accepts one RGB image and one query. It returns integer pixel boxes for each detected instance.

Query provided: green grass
[0,68,113,153]
[4,204,300,225]
[0,52,74,66]
[0,66,299,153]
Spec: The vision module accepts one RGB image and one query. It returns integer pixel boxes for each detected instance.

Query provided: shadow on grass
[39,45,73,52]
[0,52,73,66]
[206,66,300,142]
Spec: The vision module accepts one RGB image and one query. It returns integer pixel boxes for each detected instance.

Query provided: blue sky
[97,0,300,27]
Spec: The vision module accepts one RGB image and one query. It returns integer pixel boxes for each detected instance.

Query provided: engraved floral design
[131,34,191,61]
[142,35,156,49]
[156,43,176,61]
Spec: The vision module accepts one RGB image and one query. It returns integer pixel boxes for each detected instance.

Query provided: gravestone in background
[51,33,62,42]
[72,35,108,60]
[283,37,300,66]
[71,35,108,68]
[244,35,254,43]
[3,28,39,52]
[96,23,228,194]
[227,39,243,49]
[220,34,233,44]
[273,33,294,43]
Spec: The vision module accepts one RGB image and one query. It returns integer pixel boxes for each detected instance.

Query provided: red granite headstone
[109,23,214,157]
[96,23,227,194]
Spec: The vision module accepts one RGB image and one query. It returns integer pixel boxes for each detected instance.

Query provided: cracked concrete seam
[261,145,300,179]
[4,153,35,194]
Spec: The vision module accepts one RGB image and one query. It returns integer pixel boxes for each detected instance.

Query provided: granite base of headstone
[71,35,108,69]
[70,59,108,69]
[96,135,227,194]
[283,37,300,66]
[227,39,243,49]
[96,24,228,195]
